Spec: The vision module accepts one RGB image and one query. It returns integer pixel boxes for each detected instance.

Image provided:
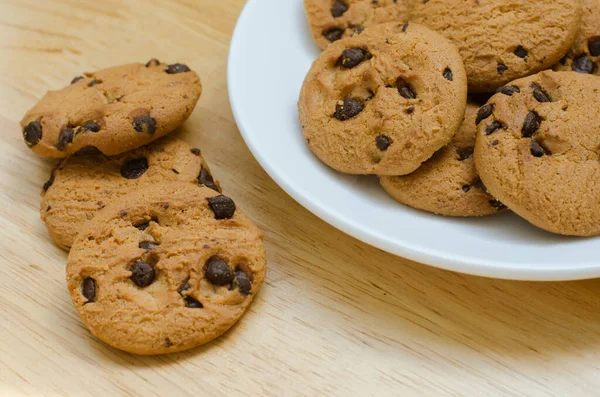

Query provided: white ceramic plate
[227,0,600,281]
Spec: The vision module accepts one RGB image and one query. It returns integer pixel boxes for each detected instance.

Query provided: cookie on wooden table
[555,0,600,75]
[66,183,266,355]
[380,101,507,217]
[21,60,202,157]
[298,22,467,176]
[411,0,583,92]
[41,136,219,249]
[474,71,600,236]
[304,0,412,50]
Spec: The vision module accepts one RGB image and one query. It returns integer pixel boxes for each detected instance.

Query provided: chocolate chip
[339,48,368,68]
[205,257,234,286]
[497,85,520,96]
[401,22,409,32]
[43,173,55,192]
[530,140,546,157]
[46,206,51,211]
[178,279,191,294]
[489,200,507,211]
[165,63,191,74]
[145,58,160,67]
[71,76,84,84]
[164,338,173,347]
[531,83,551,103]
[514,46,528,58]
[334,98,364,120]
[375,136,391,151]
[135,217,157,231]
[443,68,453,81]
[475,104,494,125]
[88,79,101,87]
[457,148,474,161]
[75,146,104,157]
[23,121,42,147]
[133,115,157,134]
[521,111,541,138]
[484,121,504,135]
[331,0,348,17]
[235,270,252,295]
[139,241,157,251]
[572,55,594,74]
[491,140,499,146]
[190,148,201,155]
[208,195,236,220]
[497,63,508,74]
[589,37,600,57]
[324,28,344,43]
[129,261,156,287]
[55,128,74,151]
[79,121,101,133]
[462,185,471,192]
[405,106,415,114]
[120,158,148,179]
[82,277,96,303]
[184,296,203,308]
[198,167,220,192]
[396,78,416,99]
[351,25,363,35]
[172,168,180,174]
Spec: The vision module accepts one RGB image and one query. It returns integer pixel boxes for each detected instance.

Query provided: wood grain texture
[1,1,600,396]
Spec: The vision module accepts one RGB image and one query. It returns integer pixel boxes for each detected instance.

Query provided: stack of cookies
[21,60,267,355]
[300,0,600,236]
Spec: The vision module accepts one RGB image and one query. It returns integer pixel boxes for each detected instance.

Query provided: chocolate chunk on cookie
[474,71,600,236]
[412,0,583,92]
[20,61,202,158]
[298,22,467,175]
[380,101,507,217]
[66,183,266,355]
[304,0,411,50]
[41,136,220,249]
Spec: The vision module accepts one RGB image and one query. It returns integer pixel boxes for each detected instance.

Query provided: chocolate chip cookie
[304,0,412,50]
[41,136,219,249]
[474,71,600,236]
[66,183,266,355]
[555,0,600,75]
[298,22,467,175]
[380,101,506,216]
[21,60,202,157]
[411,0,583,93]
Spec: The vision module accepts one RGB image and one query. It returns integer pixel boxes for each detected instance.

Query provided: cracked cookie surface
[66,183,266,355]
[298,22,467,175]
[21,60,202,157]
[41,136,219,250]
[380,101,506,216]
[474,71,600,236]
[411,0,582,93]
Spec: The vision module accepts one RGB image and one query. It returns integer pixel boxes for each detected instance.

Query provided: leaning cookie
[41,136,219,249]
[298,22,467,176]
[380,102,507,217]
[21,60,202,157]
[66,183,266,355]
[474,71,600,236]
[304,0,412,50]
[554,0,600,75]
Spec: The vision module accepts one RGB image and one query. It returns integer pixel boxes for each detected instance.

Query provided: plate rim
[226,0,600,281]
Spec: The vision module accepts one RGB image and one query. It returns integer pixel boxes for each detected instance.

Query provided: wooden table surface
[1,1,600,396]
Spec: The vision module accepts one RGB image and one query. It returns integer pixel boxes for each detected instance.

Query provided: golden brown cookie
[20,60,202,158]
[555,0,600,75]
[304,0,412,50]
[411,0,583,93]
[41,136,219,250]
[298,22,467,176]
[380,101,506,216]
[66,183,266,355]
[474,71,600,236]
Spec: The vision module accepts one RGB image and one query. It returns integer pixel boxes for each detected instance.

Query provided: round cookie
[304,0,412,50]
[380,102,506,216]
[41,136,220,250]
[20,60,202,158]
[555,0,600,75]
[66,183,266,355]
[411,0,583,93]
[298,22,468,176]
[474,71,600,236]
